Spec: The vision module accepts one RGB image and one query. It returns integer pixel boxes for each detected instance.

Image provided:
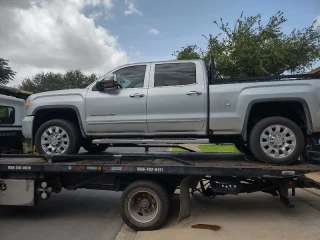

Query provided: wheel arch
[242,98,313,141]
[32,105,86,138]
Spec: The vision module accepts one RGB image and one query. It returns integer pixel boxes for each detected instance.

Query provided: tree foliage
[19,70,98,93]
[173,12,320,78]
[173,45,203,60]
[0,58,16,85]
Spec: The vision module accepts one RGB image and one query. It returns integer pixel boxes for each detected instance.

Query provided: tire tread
[35,119,81,155]
[120,180,170,231]
[249,116,304,165]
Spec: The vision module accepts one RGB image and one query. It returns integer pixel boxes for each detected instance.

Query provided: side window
[0,106,15,125]
[154,62,196,87]
[113,65,147,89]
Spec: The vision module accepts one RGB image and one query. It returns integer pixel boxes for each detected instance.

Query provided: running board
[92,138,209,145]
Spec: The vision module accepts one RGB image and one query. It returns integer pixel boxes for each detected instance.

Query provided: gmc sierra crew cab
[22,59,320,165]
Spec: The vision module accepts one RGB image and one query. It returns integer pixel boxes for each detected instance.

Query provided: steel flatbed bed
[1,152,320,231]
[0,152,319,177]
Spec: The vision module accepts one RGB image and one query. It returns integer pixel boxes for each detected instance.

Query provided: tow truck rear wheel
[120,180,170,231]
[82,139,109,154]
[249,116,304,165]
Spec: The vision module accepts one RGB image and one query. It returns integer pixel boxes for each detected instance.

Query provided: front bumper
[22,116,34,140]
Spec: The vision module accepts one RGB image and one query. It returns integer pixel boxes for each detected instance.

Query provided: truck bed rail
[213,73,320,85]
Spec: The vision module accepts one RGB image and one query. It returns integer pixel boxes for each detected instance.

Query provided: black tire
[249,116,304,165]
[82,139,108,154]
[120,180,170,231]
[35,119,81,155]
[234,144,252,155]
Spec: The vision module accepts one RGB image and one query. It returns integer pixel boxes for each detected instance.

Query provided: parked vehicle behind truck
[22,58,320,165]
[0,86,31,153]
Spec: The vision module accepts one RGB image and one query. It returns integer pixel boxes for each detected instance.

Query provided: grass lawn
[198,144,239,153]
[171,147,189,152]
[171,144,239,153]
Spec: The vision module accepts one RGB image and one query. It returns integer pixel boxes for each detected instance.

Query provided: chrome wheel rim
[41,126,69,155]
[128,191,159,223]
[260,124,296,159]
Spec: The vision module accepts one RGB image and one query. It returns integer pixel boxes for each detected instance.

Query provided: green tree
[0,58,16,85]
[174,12,320,78]
[19,70,98,93]
[173,45,203,60]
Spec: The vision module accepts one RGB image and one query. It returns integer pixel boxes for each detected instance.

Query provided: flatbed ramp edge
[1,152,320,231]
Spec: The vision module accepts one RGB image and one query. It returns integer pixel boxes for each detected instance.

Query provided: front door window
[113,65,147,89]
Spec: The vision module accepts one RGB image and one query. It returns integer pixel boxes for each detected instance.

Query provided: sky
[1,0,319,86]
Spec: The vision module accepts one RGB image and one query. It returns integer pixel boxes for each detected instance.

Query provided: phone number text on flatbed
[137,167,164,172]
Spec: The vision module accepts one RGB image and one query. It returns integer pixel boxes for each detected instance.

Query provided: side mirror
[95,74,118,91]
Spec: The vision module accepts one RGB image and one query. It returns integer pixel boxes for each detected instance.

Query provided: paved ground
[0,189,123,240]
[134,188,320,240]
[0,147,166,240]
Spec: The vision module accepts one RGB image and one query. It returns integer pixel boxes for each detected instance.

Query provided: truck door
[85,64,150,134]
[147,61,206,133]
[0,96,25,152]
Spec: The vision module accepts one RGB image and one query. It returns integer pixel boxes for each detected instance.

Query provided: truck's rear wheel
[82,139,109,154]
[35,119,81,155]
[249,117,304,165]
[120,180,169,231]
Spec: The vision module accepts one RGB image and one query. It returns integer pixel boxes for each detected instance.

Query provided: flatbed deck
[1,152,320,230]
[1,152,319,177]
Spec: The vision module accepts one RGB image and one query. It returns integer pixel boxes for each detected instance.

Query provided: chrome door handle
[186,91,202,96]
[130,93,145,98]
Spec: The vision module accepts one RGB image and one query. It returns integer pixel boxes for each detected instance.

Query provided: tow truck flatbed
[0,153,319,177]
[1,152,320,231]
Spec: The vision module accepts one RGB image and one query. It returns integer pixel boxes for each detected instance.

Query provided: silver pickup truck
[22,59,320,164]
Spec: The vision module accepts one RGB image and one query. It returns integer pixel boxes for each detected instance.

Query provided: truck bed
[1,152,319,177]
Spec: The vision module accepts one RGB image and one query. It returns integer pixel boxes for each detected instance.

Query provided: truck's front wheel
[249,117,304,165]
[35,119,81,155]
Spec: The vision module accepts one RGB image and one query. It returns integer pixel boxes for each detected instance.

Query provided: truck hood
[29,88,89,101]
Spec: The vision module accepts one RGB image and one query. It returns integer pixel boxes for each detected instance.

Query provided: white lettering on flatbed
[137,167,164,172]
[111,166,122,171]
[7,166,32,170]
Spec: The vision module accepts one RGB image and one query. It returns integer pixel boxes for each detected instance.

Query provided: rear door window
[154,62,196,87]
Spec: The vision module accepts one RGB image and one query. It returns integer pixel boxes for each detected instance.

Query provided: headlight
[26,99,30,107]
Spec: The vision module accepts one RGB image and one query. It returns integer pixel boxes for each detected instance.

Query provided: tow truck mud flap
[178,176,192,222]
[178,176,200,222]
[0,179,34,206]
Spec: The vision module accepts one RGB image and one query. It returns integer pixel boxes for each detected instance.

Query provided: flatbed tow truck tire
[35,119,81,155]
[249,116,304,165]
[120,180,170,231]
